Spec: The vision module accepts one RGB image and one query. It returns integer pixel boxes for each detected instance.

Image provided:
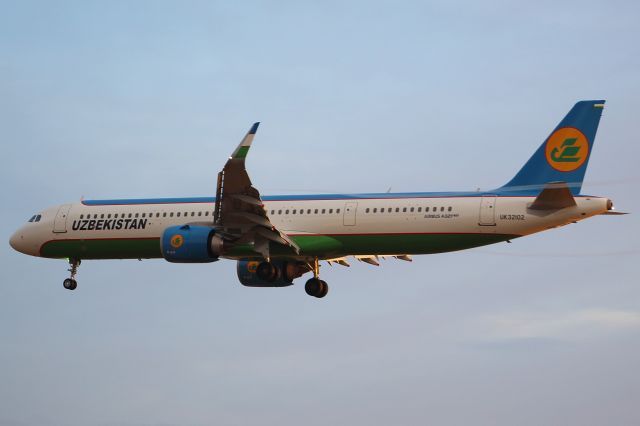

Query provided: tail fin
[501,100,605,194]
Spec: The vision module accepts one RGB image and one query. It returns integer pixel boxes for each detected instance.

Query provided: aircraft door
[343,202,358,226]
[53,204,72,233]
[478,196,496,226]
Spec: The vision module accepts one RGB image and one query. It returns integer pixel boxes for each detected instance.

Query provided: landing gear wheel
[318,280,329,298]
[63,278,77,290]
[64,258,81,291]
[305,278,329,298]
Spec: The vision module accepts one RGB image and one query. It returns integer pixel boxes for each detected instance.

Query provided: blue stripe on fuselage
[81,188,575,206]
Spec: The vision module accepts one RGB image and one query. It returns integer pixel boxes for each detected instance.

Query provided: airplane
[9,100,625,298]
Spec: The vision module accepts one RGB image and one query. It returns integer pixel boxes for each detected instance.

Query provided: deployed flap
[213,123,299,258]
[528,181,577,210]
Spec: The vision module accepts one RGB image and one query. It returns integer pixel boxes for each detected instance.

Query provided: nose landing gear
[305,257,329,298]
[63,258,80,290]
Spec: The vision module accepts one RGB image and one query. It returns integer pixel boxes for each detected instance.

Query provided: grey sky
[1,1,639,425]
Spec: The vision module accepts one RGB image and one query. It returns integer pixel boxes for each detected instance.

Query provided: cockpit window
[28,215,36,222]
[27,214,42,223]
[35,215,42,222]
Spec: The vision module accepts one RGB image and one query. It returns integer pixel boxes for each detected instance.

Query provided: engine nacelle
[236,259,307,287]
[161,225,223,263]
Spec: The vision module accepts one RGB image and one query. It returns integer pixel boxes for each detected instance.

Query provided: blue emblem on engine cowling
[161,225,222,263]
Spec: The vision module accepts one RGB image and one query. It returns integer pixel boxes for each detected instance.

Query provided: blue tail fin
[500,100,605,195]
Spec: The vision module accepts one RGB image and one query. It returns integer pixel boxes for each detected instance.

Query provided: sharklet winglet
[230,122,260,159]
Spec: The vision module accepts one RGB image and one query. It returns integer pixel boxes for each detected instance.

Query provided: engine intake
[237,260,307,287]
[161,225,223,263]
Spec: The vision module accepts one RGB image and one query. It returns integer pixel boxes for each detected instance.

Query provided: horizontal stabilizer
[600,211,629,215]
[529,182,577,210]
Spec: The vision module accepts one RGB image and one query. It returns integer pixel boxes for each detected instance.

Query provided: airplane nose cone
[9,231,26,254]
[9,232,18,250]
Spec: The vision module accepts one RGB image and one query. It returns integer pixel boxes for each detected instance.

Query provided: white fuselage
[10,194,610,259]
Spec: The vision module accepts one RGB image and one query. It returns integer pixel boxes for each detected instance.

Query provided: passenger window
[141,213,145,218]
[205,211,209,216]
[418,207,422,212]
[448,206,452,211]
[170,212,174,217]
[198,212,202,216]
[156,213,160,217]
[410,207,414,212]
[314,209,318,214]
[278,210,282,215]
[441,207,445,212]
[285,210,289,214]
[307,209,311,214]
[127,213,132,218]
[270,210,274,215]
[337,209,340,213]
[79,214,84,220]
[300,210,304,215]
[329,209,333,214]
[366,208,370,213]
[322,209,326,214]
[293,210,296,214]
[403,207,407,212]
[395,208,399,212]
[101,214,104,219]
[163,212,167,217]
[135,213,139,218]
[425,207,430,212]
[373,208,377,213]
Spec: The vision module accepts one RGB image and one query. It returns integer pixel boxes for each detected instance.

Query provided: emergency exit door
[478,196,496,226]
[343,202,357,226]
[53,204,72,233]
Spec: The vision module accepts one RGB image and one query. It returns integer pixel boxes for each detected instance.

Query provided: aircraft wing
[213,123,299,259]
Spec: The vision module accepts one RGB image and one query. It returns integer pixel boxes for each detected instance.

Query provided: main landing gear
[63,258,80,290]
[305,257,328,298]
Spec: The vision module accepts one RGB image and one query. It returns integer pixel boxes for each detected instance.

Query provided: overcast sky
[1,1,639,425]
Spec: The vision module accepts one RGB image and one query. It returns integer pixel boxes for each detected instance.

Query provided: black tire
[317,280,329,298]
[70,279,77,290]
[305,278,322,297]
[63,278,74,290]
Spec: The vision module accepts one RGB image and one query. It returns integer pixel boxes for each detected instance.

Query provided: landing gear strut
[305,257,328,298]
[63,258,80,290]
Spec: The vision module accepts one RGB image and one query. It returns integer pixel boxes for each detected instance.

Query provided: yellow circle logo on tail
[170,234,184,249]
[545,127,589,172]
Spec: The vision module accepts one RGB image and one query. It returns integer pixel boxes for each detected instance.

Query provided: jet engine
[161,225,223,263]
[237,259,308,287]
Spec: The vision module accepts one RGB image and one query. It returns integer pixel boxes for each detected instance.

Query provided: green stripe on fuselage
[40,238,161,259]
[40,233,516,260]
